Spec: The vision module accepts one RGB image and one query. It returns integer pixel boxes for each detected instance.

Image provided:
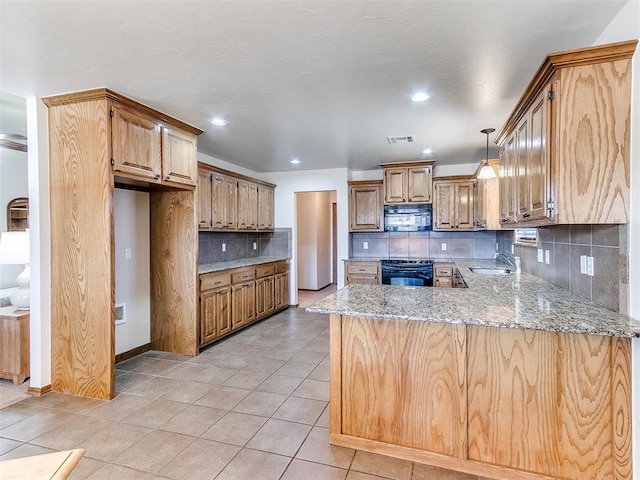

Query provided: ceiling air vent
[386,135,415,144]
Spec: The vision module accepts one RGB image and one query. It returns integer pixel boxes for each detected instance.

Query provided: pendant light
[477,128,497,179]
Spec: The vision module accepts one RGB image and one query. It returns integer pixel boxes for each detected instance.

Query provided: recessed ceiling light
[210,118,228,126]
[290,159,300,164]
[421,148,433,155]
[410,92,430,102]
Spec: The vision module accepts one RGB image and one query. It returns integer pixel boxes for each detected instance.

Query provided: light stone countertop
[199,256,289,274]
[307,259,640,338]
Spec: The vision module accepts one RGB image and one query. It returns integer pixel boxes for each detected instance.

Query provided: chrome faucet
[493,252,521,273]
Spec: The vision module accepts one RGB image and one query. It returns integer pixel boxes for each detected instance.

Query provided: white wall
[296,191,333,290]
[114,189,151,355]
[594,2,640,476]
[261,168,349,305]
[0,92,28,289]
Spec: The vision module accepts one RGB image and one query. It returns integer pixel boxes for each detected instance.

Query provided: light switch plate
[545,250,550,264]
[125,248,132,260]
[537,249,544,263]
[441,243,447,251]
[363,241,369,250]
[586,256,594,276]
[222,243,227,252]
[253,242,257,250]
[580,255,587,274]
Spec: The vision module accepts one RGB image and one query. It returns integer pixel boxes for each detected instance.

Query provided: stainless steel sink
[469,267,512,275]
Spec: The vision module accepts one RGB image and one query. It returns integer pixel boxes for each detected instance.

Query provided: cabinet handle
[215,281,222,285]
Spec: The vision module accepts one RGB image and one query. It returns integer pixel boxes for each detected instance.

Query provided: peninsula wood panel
[340,316,467,458]
[150,190,198,356]
[48,99,115,400]
[554,59,631,224]
[467,325,631,480]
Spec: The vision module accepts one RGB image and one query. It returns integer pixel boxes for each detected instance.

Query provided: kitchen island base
[329,314,632,480]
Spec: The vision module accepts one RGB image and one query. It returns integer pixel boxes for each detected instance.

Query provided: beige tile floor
[0,308,495,480]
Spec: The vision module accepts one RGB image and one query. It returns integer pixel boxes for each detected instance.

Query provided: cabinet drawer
[231,268,256,284]
[200,272,231,291]
[275,260,289,274]
[435,266,453,277]
[346,263,379,275]
[256,264,275,278]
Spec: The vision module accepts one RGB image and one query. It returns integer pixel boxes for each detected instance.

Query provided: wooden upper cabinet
[197,167,212,230]
[381,161,434,204]
[434,179,475,231]
[348,180,383,232]
[257,185,274,230]
[111,103,162,180]
[162,126,197,186]
[199,162,276,232]
[496,40,636,225]
[474,159,500,230]
[237,180,258,230]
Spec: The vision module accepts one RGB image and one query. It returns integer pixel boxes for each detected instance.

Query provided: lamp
[478,128,497,179]
[0,230,30,309]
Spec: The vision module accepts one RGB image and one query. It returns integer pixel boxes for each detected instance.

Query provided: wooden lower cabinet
[344,261,380,285]
[199,260,290,348]
[330,314,631,480]
[231,281,256,330]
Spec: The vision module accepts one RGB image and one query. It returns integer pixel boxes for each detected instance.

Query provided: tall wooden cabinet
[348,180,383,232]
[496,40,637,226]
[43,88,203,400]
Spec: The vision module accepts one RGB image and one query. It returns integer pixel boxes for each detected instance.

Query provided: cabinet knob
[154,174,161,179]
[522,212,531,219]
[165,176,170,181]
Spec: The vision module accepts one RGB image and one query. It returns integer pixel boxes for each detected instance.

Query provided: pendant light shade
[478,128,496,179]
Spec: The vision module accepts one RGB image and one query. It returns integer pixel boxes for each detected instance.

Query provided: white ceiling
[0,0,629,173]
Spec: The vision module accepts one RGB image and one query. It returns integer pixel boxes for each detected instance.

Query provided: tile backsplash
[496,224,628,313]
[199,229,291,264]
[350,230,498,260]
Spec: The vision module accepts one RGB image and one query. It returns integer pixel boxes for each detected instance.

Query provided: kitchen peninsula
[307,261,640,480]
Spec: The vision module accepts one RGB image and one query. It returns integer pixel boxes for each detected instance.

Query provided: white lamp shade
[477,163,497,179]
[0,231,30,265]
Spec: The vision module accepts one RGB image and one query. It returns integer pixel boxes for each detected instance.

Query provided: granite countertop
[307,259,640,338]
[199,256,289,274]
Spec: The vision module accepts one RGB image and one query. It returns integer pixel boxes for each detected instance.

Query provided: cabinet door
[224,177,238,229]
[408,166,432,202]
[200,287,230,345]
[257,186,274,230]
[527,87,551,221]
[455,181,475,230]
[384,168,406,203]
[231,281,256,329]
[499,133,517,224]
[211,173,227,230]
[515,116,530,219]
[435,277,453,288]
[474,179,485,229]
[434,182,456,230]
[161,127,197,186]
[275,271,290,310]
[349,184,382,231]
[237,180,257,230]
[197,168,212,230]
[256,276,276,318]
[111,103,161,180]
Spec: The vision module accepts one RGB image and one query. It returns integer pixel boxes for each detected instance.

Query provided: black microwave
[384,204,432,232]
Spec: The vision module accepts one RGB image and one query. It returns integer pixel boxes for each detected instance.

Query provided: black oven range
[381,259,434,287]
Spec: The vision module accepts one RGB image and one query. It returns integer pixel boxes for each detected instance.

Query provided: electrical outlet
[545,250,550,264]
[253,242,257,250]
[537,249,543,263]
[586,256,594,276]
[580,255,587,274]
[363,241,369,250]
[125,248,132,260]
[222,243,227,252]
[441,243,447,251]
